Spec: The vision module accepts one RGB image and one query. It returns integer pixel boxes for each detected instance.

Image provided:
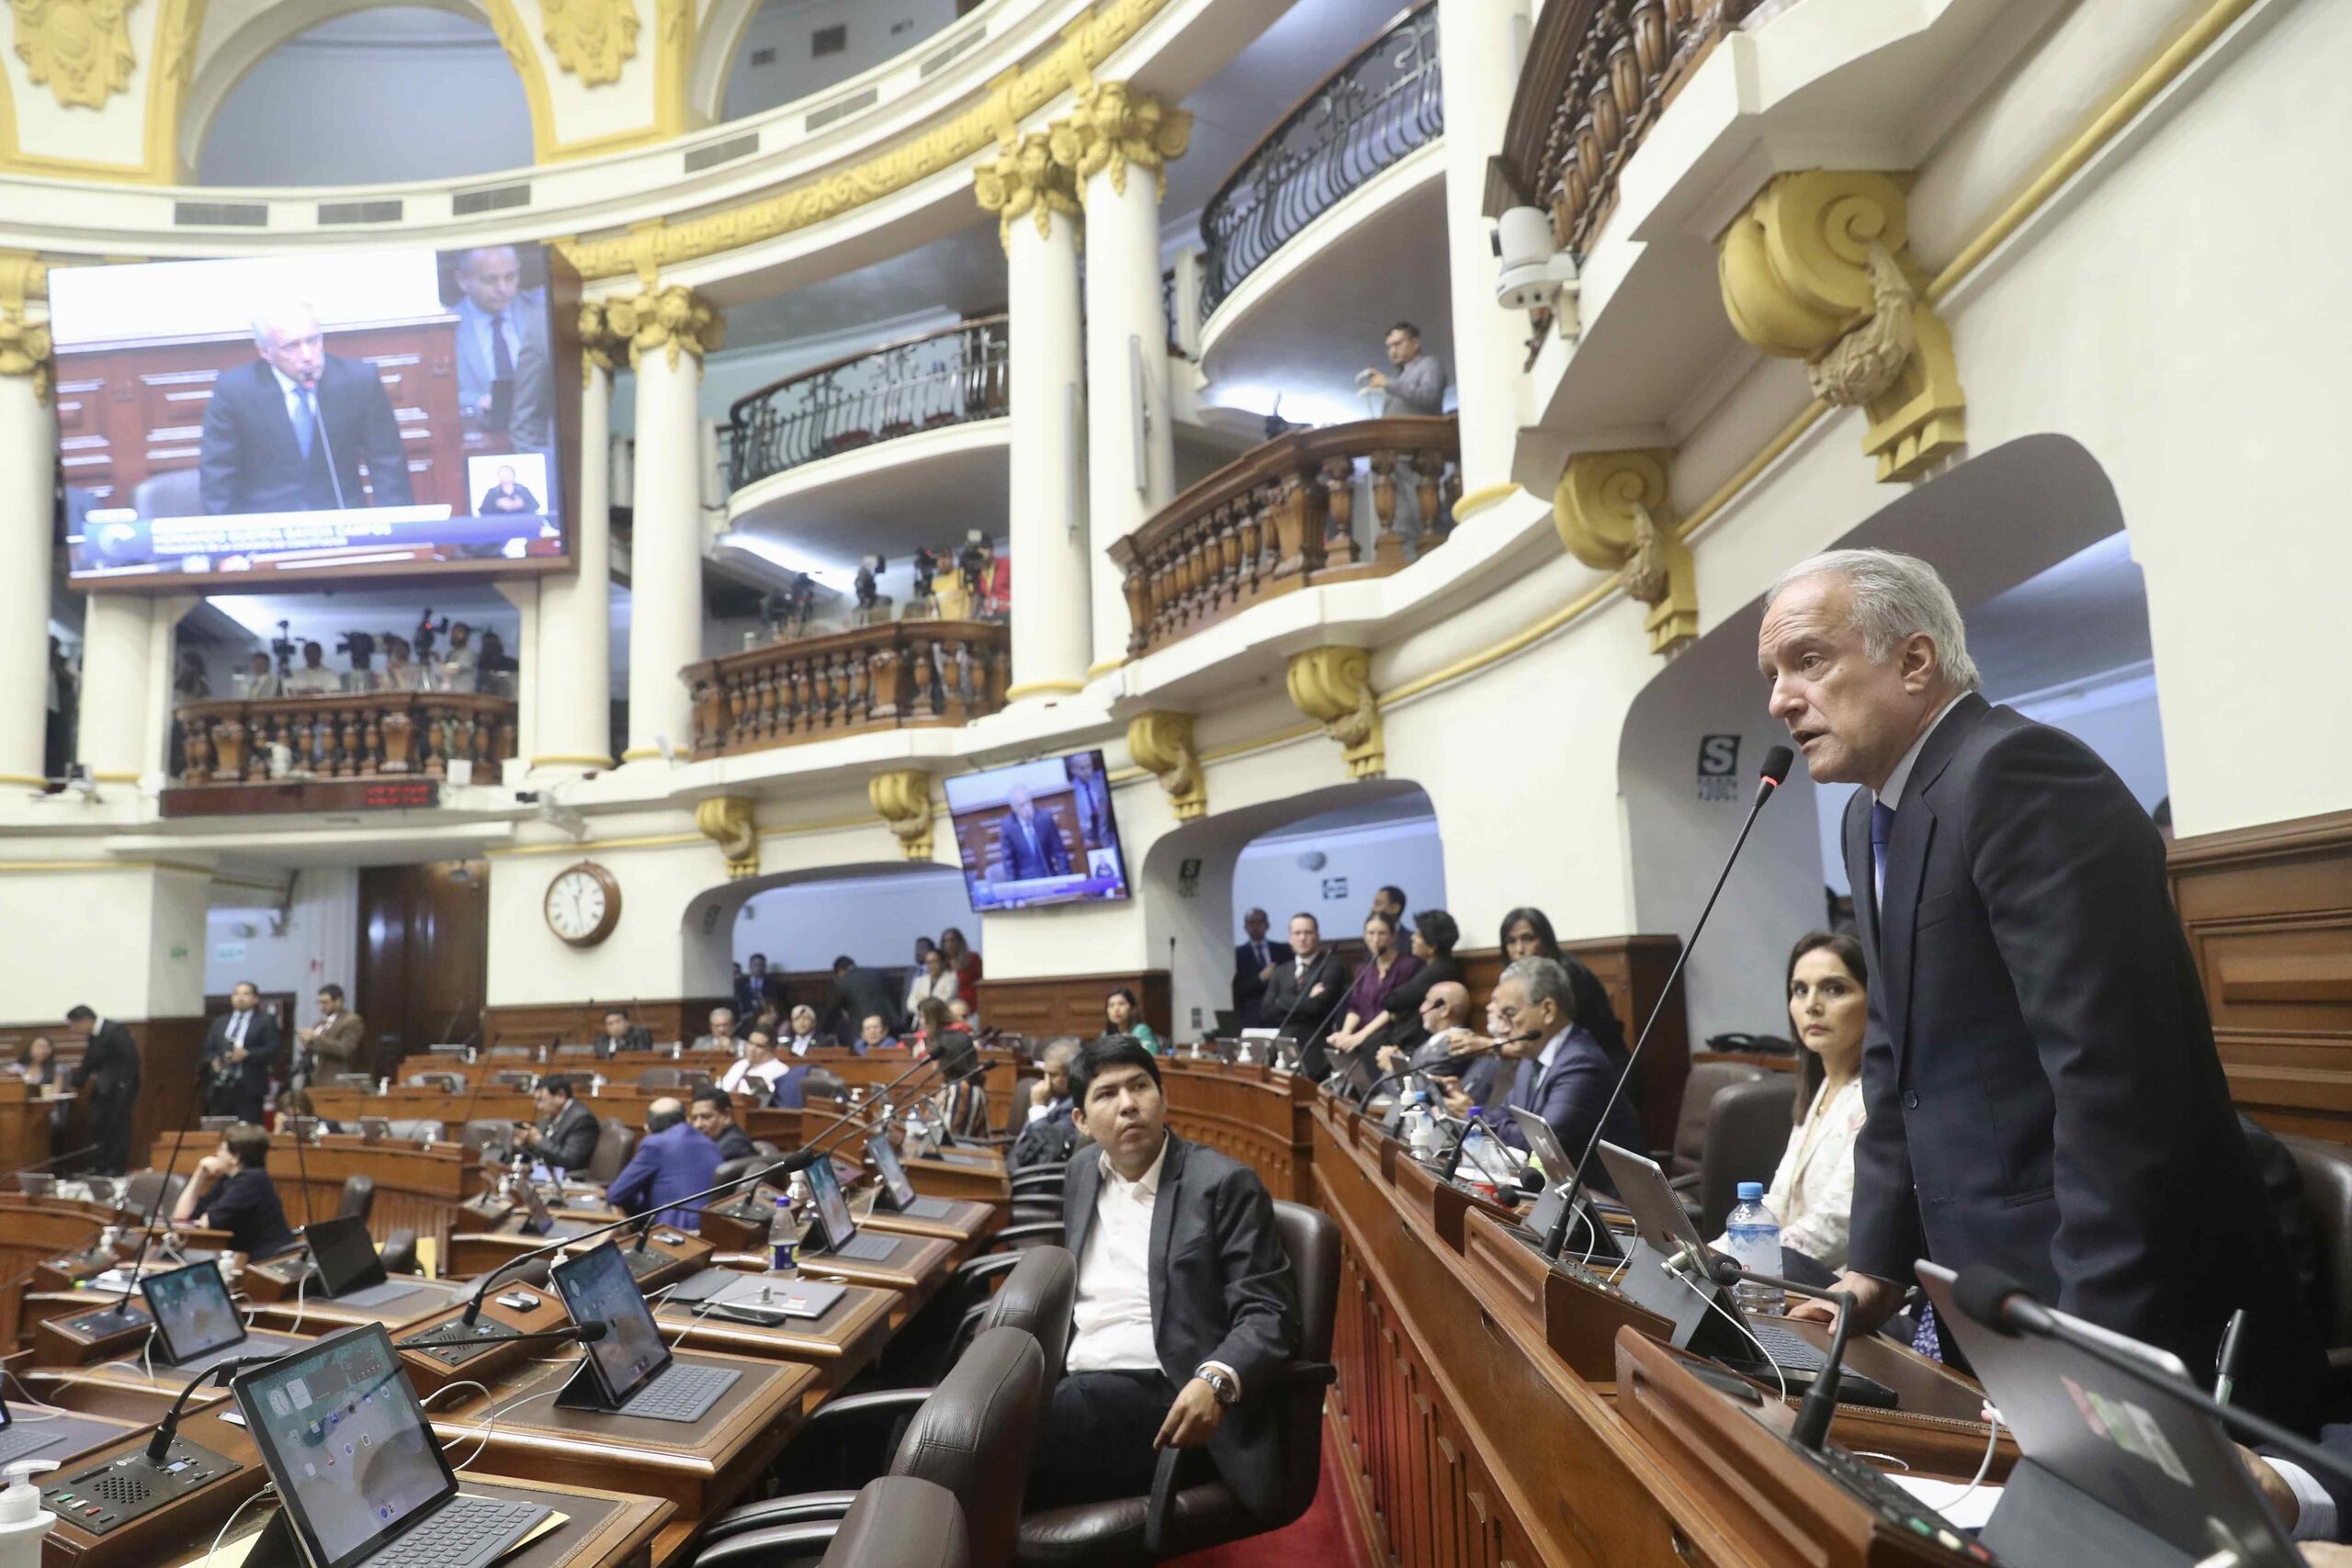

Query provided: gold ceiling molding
[10,0,141,108]
[869,769,936,862]
[543,0,639,85]
[555,0,1173,279]
[1047,80,1189,200]
[0,251,51,401]
[693,795,758,878]
[1285,647,1383,780]
[603,284,724,370]
[974,129,1080,249]
[1718,171,1964,483]
[1553,449,1696,658]
[1125,711,1204,819]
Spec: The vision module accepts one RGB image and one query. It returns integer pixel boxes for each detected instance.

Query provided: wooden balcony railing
[726,316,1010,491]
[1106,415,1460,659]
[174,693,516,786]
[684,620,1010,759]
[1487,0,1759,257]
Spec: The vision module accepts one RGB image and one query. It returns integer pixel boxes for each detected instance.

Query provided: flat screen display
[235,1324,456,1568]
[549,1241,671,1406]
[803,1155,861,1247]
[866,1133,918,1210]
[142,1259,246,1364]
[943,750,1128,913]
[304,1214,388,1297]
[50,243,575,591]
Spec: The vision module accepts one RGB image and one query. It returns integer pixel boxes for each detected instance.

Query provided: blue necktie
[1913,1301,1944,1362]
[1870,799,1896,903]
[293,387,316,460]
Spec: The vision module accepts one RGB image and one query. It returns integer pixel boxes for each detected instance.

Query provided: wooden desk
[900,1147,1010,1208]
[141,1131,489,1252]
[793,1231,957,1324]
[164,1473,674,1568]
[243,1275,467,1333]
[1156,1055,1317,1202]
[307,1085,537,1123]
[36,1407,265,1568]
[857,1193,1000,1245]
[650,1273,898,1402]
[0,1076,69,1171]
[443,1219,712,1291]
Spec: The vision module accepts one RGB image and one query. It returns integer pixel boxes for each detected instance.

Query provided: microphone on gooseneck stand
[107,1055,213,1320]
[1709,1255,1858,1451]
[1543,743,1796,1261]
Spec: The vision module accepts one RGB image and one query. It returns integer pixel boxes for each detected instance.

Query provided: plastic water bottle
[1406,1093,1442,1158]
[768,1194,799,1272]
[1723,1182,1784,1313]
[1457,1111,1510,1188]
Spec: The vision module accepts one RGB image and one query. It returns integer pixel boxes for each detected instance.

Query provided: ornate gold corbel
[1717,171,1965,482]
[0,252,52,404]
[869,770,935,862]
[602,284,724,372]
[576,299,630,385]
[1047,81,1191,201]
[1285,648,1383,780]
[694,795,758,880]
[974,130,1081,250]
[1552,450,1697,657]
[1126,711,1205,820]
[542,0,639,85]
[10,0,141,107]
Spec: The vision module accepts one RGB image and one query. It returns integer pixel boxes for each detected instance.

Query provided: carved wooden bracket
[1552,449,1695,657]
[694,795,757,880]
[1285,648,1383,780]
[1126,711,1205,819]
[869,769,935,862]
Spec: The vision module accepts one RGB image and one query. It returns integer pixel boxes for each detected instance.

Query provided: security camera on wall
[1496,206,1580,329]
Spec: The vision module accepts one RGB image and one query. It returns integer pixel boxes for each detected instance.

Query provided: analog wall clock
[545,862,621,947]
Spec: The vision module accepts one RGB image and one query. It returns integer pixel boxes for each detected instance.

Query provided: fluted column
[1051,85,1189,676]
[0,254,54,790]
[1438,0,1531,494]
[533,309,625,774]
[976,130,1088,702]
[615,285,724,764]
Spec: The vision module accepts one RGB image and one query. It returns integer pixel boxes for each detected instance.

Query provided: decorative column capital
[1126,711,1205,819]
[602,284,724,372]
[542,0,639,85]
[1553,449,1696,658]
[575,299,633,381]
[0,252,52,403]
[975,130,1081,250]
[12,0,141,107]
[869,769,936,862]
[1047,81,1191,201]
[1285,647,1383,780]
[694,795,758,879]
[1717,171,1965,482]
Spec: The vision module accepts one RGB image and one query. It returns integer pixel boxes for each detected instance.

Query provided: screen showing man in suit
[47,244,570,589]
[944,750,1131,912]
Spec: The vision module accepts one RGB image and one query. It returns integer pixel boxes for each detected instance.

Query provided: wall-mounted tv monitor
[944,750,1128,913]
[50,243,579,592]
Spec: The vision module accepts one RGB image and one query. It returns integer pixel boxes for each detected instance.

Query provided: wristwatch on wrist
[1197,1366,1238,1405]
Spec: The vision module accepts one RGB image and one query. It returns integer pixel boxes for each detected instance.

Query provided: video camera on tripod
[269,620,296,678]
[414,609,449,661]
[334,630,379,676]
[910,548,940,604]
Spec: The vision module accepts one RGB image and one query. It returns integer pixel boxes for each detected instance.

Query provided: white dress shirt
[1064,1135,1238,1395]
[1714,1076,1866,1270]
[226,1009,251,1046]
[718,1056,785,1096]
[785,1033,819,1058]
[2267,1458,2336,1541]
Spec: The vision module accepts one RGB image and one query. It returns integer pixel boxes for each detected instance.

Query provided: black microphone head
[775,1148,821,1176]
[1709,1253,1745,1288]
[575,1321,609,1343]
[1759,744,1795,788]
[1950,1265,2031,1335]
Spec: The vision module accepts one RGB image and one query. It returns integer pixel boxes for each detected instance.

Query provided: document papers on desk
[1893,1475,2001,1531]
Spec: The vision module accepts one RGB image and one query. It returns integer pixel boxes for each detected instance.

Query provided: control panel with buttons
[41,1438,243,1536]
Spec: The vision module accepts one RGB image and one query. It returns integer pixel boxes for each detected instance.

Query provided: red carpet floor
[1166,1433,1374,1568]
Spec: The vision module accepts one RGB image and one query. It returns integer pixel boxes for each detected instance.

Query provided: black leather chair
[2279,1133,2352,1378]
[122,1170,187,1217]
[336,1173,374,1223]
[379,1228,419,1276]
[805,1068,850,1103]
[587,1119,636,1184]
[1012,1200,1340,1567]
[693,1325,1048,1568]
[1696,1074,1796,1237]
[1663,1060,1769,1186]
[816,1477,968,1568]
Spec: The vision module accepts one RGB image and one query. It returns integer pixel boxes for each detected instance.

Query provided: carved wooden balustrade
[1487,0,1761,257]
[684,620,1010,759]
[175,693,516,787]
[1106,415,1459,660]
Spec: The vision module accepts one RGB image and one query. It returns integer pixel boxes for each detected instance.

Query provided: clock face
[545,863,619,946]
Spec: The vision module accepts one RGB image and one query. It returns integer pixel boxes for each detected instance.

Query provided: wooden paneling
[1158,1058,1316,1202]
[1458,936,1689,1150]
[2171,807,2352,1137]
[974,968,1170,1041]
[356,861,487,1074]
[481,996,733,1047]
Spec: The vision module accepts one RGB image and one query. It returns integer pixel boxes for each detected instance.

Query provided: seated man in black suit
[996,786,1071,881]
[170,1122,299,1264]
[511,1075,599,1174]
[199,302,412,516]
[686,1085,759,1165]
[478,464,539,514]
[1027,1037,1299,1516]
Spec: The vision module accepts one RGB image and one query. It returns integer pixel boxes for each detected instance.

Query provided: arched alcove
[193,6,535,187]
[677,858,971,1007]
[1616,434,2161,1044]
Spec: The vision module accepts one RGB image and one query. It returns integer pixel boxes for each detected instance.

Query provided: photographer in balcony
[374,634,426,692]
[282,640,343,696]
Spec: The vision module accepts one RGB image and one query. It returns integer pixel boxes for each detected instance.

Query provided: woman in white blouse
[905,945,960,1017]
[1724,931,1871,1273]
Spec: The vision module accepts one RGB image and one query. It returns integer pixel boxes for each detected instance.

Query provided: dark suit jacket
[199,355,412,516]
[202,1009,282,1102]
[998,810,1070,880]
[1061,1134,1299,1519]
[1845,693,2317,1423]
[1496,1025,1644,1193]
[711,1123,759,1164]
[479,483,539,513]
[537,1097,601,1174]
[74,1021,141,1101]
[1259,949,1352,1079]
[827,968,904,1039]
[1232,941,1274,1022]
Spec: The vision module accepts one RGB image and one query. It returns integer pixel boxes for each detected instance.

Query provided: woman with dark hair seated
[171,1122,300,1263]
[1102,987,1161,1055]
[1499,906,1630,1062]
[916,998,989,1137]
[1710,931,1871,1275]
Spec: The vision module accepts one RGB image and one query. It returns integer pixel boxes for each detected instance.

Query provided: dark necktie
[490,311,513,378]
[293,388,317,460]
[1870,799,1896,903]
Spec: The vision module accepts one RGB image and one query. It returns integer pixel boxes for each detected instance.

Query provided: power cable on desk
[203,1482,278,1565]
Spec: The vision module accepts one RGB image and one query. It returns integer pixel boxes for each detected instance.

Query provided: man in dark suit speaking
[1762,547,2318,1424]
[199,303,412,516]
[201,980,282,1125]
[1029,1036,1299,1515]
[996,786,1071,881]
